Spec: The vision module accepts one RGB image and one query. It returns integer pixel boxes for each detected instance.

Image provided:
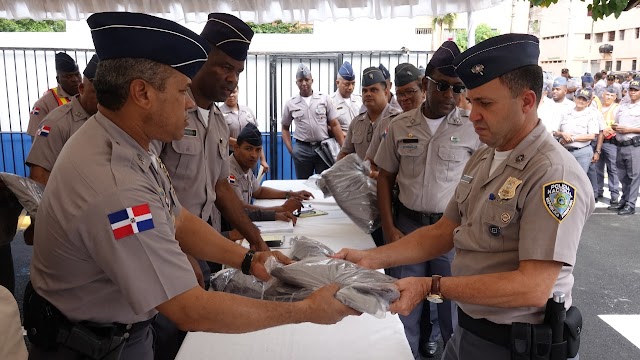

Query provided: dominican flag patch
[228,175,236,184]
[37,125,51,137]
[108,203,155,240]
[30,107,40,115]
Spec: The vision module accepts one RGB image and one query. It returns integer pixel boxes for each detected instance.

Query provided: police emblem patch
[543,181,576,222]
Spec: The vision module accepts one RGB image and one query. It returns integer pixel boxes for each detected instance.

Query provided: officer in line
[229,123,312,215]
[27,12,357,360]
[336,33,593,360]
[579,73,602,110]
[593,86,621,205]
[378,63,403,112]
[220,86,269,171]
[282,63,344,179]
[594,71,606,100]
[26,52,82,137]
[553,87,600,173]
[337,67,400,164]
[26,54,100,186]
[540,77,574,134]
[610,79,640,215]
[606,74,623,102]
[331,61,363,135]
[373,41,481,359]
[561,68,579,101]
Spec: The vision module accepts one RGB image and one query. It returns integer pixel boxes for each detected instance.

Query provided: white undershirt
[198,107,210,128]
[423,114,445,134]
[490,149,513,176]
[148,151,159,171]
[302,96,312,106]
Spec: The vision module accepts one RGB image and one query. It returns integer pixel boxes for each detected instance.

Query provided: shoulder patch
[37,125,51,137]
[542,181,576,222]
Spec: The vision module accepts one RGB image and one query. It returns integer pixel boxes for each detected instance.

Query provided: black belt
[603,138,615,144]
[612,135,640,147]
[565,146,589,152]
[296,139,320,146]
[458,307,511,348]
[397,202,443,225]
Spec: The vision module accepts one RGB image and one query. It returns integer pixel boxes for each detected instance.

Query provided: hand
[615,125,628,134]
[251,251,293,281]
[389,277,431,316]
[561,133,573,143]
[261,160,270,173]
[386,226,404,243]
[369,170,379,179]
[332,248,380,270]
[291,190,314,201]
[281,198,303,212]
[186,255,205,289]
[275,211,297,225]
[591,152,600,163]
[302,284,361,324]
[603,128,616,137]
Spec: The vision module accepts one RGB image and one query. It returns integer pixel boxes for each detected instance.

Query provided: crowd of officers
[0,10,604,360]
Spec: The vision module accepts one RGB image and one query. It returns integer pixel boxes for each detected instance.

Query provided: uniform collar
[230,152,251,176]
[408,102,462,127]
[69,96,91,122]
[480,120,545,172]
[294,92,321,103]
[94,111,151,173]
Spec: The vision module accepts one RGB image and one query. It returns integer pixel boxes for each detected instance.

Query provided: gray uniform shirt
[330,91,363,132]
[341,104,400,161]
[444,122,595,324]
[26,96,90,171]
[615,101,640,140]
[365,105,403,161]
[375,104,481,213]
[558,107,601,148]
[30,112,196,324]
[219,103,258,140]
[27,85,73,136]
[228,154,261,204]
[281,93,339,142]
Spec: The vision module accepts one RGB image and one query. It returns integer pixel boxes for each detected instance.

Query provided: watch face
[427,294,443,304]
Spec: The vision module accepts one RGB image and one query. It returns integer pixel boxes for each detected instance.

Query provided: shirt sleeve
[281,101,293,127]
[25,118,64,171]
[341,120,356,154]
[26,97,50,136]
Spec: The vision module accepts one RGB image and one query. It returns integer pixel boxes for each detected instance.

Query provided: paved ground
[8,204,640,359]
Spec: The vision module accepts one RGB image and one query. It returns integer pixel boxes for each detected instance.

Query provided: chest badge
[498,177,523,200]
[184,128,197,137]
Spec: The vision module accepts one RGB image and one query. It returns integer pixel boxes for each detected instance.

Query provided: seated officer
[26,54,100,186]
[26,12,357,360]
[27,52,82,136]
[336,33,593,360]
[229,123,313,216]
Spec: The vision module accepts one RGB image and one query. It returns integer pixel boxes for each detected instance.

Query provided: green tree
[530,0,632,20]
[0,19,65,32]
[455,24,500,52]
[246,20,312,34]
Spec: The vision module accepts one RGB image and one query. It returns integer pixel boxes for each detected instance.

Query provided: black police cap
[200,13,253,61]
[394,63,421,87]
[237,123,262,146]
[55,52,78,73]
[83,54,100,80]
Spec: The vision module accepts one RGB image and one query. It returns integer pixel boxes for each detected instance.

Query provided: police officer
[282,63,344,179]
[610,79,640,215]
[337,67,400,163]
[26,52,82,137]
[372,41,481,359]
[540,77,574,134]
[379,63,403,112]
[26,54,99,186]
[394,63,426,113]
[553,87,600,173]
[27,12,356,360]
[606,74,623,102]
[595,86,621,205]
[561,68,579,101]
[336,33,593,360]
[331,61,363,135]
[230,123,312,215]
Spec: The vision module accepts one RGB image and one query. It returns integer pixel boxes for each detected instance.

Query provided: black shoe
[419,341,437,358]
[610,199,619,205]
[618,205,636,215]
[608,202,625,210]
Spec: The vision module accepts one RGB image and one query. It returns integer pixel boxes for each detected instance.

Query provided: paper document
[256,165,265,184]
[253,220,294,233]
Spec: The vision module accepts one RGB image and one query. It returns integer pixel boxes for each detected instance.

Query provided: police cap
[200,13,253,61]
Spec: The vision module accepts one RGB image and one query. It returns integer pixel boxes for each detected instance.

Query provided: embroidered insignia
[228,175,236,184]
[369,73,374,79]
[516,154,525,163]
[30,107,40,115]
[184,128,197,137]
[450,136,460,143]
[498,177,523,200]
[501,213,511,223]
[37,125,51,137]
[543,181,576,222]
[108,204,155,240]
[382,127,388,139]
[471,64,484,75]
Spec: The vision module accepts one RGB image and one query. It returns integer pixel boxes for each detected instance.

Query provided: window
[608,31,615,41]
[595,33,603,42]
[633,60,637,71]
[585,34,591,40]
[605,61,612,71]
[620,30,625,41]
[616,61,622,71]
[415,28,432,35]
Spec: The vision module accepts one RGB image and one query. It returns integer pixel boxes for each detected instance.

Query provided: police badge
[471,64,484,75]
[543,181,576,222]
[498,177,523,200]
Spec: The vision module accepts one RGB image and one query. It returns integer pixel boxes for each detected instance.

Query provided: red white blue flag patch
[228,175,236,184]
[30,107,40,115]
[108,203,155,240]
[37,125,51,137]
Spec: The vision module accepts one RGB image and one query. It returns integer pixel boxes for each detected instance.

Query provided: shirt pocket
[397,140,426,177]
[171,138,201,175]
[351,126,366,144]
[437,145,471,183]
[481,200,519,252]
[292,109,305,121]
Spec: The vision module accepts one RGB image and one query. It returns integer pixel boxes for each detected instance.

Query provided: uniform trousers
[29,324,154,360]
[616,144,640,207]
[292,141,329,180]
[588,142,619,199]
[567,145,593,174]
[390,211,456,359]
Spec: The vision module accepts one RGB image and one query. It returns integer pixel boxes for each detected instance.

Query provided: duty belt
[458,307,511,348]
[295,139,321,146]
[397,202,443,225]
[612,135,640,147]
[565,146,589,152]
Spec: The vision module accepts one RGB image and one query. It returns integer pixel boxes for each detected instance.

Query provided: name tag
[184,128,197,137]
[402,138,419,143]
[461,174,473,184]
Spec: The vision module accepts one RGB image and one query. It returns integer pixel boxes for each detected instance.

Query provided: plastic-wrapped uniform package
[316,153,380,234]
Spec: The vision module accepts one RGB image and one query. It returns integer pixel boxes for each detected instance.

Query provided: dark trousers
[152,314,186,360]
[617,144,640,207]
[588,141,619,199]
[292,141,329,180]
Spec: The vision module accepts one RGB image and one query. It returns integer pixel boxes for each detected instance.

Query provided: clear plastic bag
[289,235,335,260]
[317,153,380,233]
[0,172,44,217]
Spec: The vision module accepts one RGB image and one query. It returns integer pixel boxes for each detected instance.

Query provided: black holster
[23,282,126,360]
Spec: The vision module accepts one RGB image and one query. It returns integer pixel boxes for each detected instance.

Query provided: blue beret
[237,123,262,146]
[338,61,355,81]
[87,12,210,79]
[55,52,78,72]
[378,64,391,80]
[575,87,593,100]
[428,41,460,77]
[394,63,421,87]
[200,13,253,61]
[362,67,386,87]
[553,77,567,88]
[630,80,640,90]
[83,54,99,80]
[296,63,312,79]
[454,34,539,90]
[581,74,594,84]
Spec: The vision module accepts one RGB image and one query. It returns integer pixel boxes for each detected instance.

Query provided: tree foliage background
[247,20,312,34]
[0,19,65,32]
[455,24,500,51]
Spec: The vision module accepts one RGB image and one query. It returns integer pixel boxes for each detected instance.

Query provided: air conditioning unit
[599,44,613,53]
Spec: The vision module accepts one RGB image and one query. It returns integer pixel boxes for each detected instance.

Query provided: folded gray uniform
[0,172,44,217]
[317,153,379,234]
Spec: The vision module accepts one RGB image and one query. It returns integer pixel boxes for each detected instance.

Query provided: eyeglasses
[425,76,466,94]
[367,122,373,142]
[396,88,421,99]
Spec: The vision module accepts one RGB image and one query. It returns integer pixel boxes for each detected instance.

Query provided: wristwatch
[241,250,255,275]
[426,275,444,304]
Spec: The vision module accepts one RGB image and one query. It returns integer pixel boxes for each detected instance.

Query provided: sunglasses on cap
[425,76,466,94]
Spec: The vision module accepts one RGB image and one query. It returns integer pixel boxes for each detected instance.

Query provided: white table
[176,180,413,360]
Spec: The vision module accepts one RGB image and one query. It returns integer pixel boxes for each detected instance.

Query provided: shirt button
[126,324,133,330]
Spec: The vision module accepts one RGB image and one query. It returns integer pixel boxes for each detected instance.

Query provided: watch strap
[241,250,255,275]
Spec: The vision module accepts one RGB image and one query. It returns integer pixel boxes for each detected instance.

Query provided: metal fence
[0,47,431,179]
